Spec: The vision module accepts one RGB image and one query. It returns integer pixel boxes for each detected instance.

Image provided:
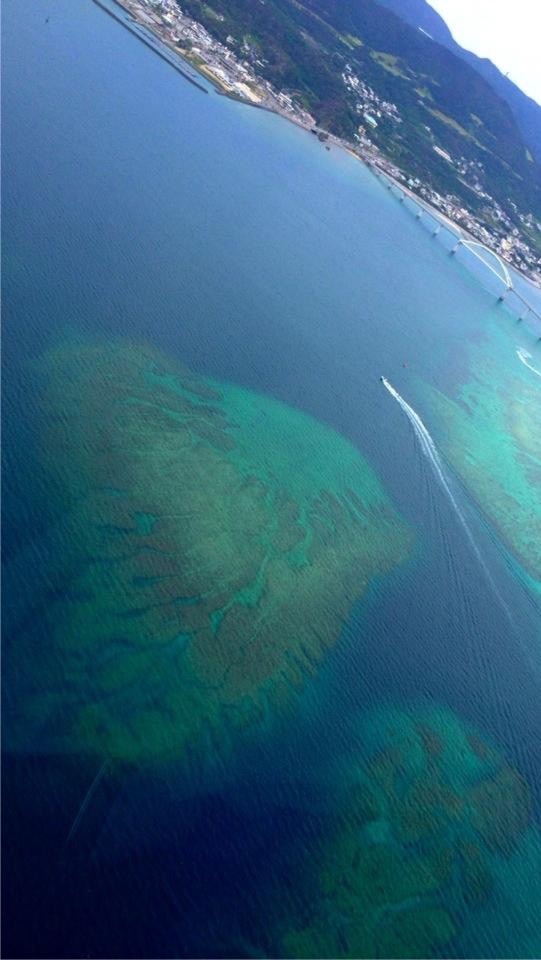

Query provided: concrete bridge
[450,238,512,289]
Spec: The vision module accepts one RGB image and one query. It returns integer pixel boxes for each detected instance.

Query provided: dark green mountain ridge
[377,0,541,164]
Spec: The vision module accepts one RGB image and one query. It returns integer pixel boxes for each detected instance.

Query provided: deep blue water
[2,1,541,957]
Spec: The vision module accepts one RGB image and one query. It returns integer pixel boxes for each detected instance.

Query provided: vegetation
[378,0,541,166]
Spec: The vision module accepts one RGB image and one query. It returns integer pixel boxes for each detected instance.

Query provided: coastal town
[108,0,541,283]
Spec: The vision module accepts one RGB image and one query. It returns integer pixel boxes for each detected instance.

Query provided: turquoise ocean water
[2,0,541,956]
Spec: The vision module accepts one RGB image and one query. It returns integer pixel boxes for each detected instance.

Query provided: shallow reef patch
[418,330,541,590]
[5,338,410,766]
[278,703,539,958]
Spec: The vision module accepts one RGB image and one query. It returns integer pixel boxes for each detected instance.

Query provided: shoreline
[91,0,329,123]
[92,0,540,296]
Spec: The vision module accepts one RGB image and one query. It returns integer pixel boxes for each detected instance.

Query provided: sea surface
[2,0,541,957]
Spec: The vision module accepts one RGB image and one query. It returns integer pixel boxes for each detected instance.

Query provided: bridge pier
[450,240,462,255]
[432,224,441,237]
[415,209,422,220]
[497,285,512,302]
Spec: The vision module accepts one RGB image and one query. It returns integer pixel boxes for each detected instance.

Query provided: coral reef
[7,339,409,764]
[420,332,541,589]
[279,704,534,958]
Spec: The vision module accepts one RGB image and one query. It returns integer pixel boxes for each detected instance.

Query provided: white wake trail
[381,377,514,625]
[381,378,458,512]
[516,347,541,378]
[66,760,110,844]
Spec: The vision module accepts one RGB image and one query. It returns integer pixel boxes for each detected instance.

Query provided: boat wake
[381,377,514,626]
[516,347,541,378]
[67,760,111,844]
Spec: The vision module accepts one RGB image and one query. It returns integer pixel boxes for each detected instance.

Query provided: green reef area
[9,339,409,764]
[280,704,541,959]
[419,330,541,592]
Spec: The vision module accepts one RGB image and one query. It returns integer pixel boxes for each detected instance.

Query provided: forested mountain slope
[377,0,541,164]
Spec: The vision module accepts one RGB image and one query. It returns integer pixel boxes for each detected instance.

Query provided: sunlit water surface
[2,0,541,956]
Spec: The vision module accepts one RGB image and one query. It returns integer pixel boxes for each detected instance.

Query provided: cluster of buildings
[342,65,401,145]
[405,181,541,279]
[121,0,314,123]
[126,0,264,100]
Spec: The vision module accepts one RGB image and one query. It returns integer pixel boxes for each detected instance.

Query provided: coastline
[91,0,327,124]
[92,0,309,117]
[92,0,541,297]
